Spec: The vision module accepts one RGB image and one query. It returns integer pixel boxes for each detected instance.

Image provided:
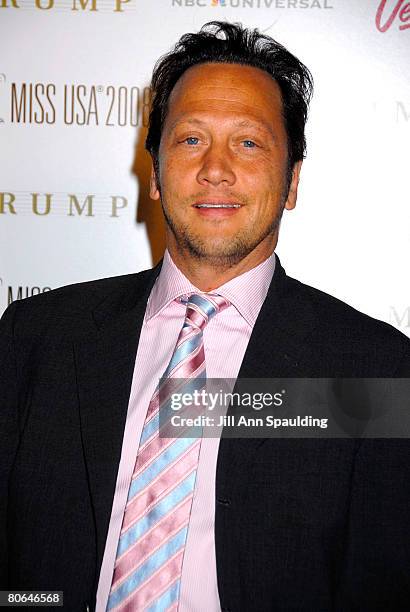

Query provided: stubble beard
[161,198,286,270]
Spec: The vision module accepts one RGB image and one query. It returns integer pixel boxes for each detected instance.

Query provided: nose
[196,144,236,187]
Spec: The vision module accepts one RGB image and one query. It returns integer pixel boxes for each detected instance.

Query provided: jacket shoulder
[0,267,157,338]
[288,276,410,366]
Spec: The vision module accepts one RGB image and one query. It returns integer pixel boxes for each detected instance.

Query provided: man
[1,21,409,612]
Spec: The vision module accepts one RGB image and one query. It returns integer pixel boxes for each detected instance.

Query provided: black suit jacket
[1,256,409,611]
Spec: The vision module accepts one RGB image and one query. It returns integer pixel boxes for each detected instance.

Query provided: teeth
[196,204,241,208]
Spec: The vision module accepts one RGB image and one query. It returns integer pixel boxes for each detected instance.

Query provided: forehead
[166,62,284,127]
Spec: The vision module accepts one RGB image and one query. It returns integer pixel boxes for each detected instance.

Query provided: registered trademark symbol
[97,85,104,93]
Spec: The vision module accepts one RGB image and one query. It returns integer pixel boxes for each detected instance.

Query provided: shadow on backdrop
[131,125,166,266]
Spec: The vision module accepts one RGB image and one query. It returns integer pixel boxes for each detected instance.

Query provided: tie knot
[182,293,230,331]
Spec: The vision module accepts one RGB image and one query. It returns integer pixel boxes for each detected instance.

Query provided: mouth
[193,203,242,209]
[193,202,242,209]
[192,201,242,220]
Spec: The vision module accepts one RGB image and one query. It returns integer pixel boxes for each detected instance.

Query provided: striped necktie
[107,293,230,611]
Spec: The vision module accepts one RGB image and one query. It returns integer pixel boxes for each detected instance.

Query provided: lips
[192,200,242,219]
[193,201,242,209]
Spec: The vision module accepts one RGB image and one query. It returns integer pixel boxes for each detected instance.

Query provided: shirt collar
[146,249,276,328]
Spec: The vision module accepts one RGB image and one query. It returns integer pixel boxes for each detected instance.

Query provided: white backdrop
[0,0,409,337]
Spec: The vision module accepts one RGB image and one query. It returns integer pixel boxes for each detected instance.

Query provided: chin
[182,235,257,267]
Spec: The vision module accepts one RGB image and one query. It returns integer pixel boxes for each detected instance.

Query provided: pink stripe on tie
[131,433,176,481]
[113,496,192,585]
[172,357,205,382]
[115,550,184,612]
[186,307,208,330]
[145,394,160,422]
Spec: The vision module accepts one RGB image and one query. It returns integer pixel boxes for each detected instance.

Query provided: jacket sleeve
[334,441,410,607]
[0,302,21,587]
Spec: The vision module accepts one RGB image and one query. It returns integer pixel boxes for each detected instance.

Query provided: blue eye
[185,137,199,145]
[243,140,256,148]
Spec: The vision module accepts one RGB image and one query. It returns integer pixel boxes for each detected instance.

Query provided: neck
[167,241,276,291]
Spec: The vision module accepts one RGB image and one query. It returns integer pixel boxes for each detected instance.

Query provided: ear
[284,161,302,211]
[149,165,160,201]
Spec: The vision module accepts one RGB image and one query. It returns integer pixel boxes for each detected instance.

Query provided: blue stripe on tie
[118,471,196,557]
[189,294,218,318]
[128,436,196,501]
[163,331,202,377]
[107,527,187,610]
[145,579,180,612]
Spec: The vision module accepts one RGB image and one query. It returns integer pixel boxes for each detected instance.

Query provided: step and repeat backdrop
[0,0,409,336]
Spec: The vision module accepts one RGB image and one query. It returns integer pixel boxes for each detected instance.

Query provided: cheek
[249,186,284,224]
[244,157,282,184]
[161,158,190,192]
[245,167,281,201]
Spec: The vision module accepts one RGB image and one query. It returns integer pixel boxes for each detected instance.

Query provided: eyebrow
[167,116,276,138]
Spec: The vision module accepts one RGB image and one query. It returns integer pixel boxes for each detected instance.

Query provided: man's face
[150,62,301,268]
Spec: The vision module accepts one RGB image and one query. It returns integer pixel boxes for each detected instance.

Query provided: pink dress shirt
[96,250,275,611]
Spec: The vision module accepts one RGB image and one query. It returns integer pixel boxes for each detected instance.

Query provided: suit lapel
[73,264,161,585]
[216,255,318,501]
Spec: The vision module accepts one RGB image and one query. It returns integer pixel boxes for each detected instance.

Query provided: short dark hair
[146,21,313,184]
